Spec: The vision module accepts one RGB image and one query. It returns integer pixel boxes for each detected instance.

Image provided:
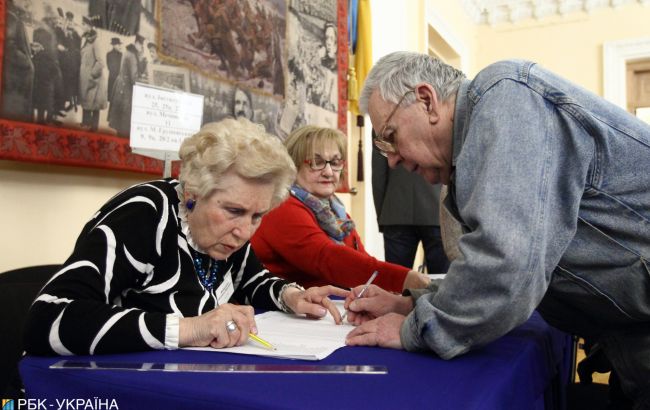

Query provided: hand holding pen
[343,273,414,326]
[341,271,378,322]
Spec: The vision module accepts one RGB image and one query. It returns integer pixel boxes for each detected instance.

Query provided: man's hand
[343,284,413,325]
[345,313,406,349]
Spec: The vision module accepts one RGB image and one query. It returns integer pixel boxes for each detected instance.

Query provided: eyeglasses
[304,157,345,171]
[374,89,415,157]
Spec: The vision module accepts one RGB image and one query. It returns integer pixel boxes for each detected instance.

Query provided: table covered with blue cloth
[20,312,572,410]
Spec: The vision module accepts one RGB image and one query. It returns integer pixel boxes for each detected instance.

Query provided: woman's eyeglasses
[304,158,345,171]
[374,89,414,157]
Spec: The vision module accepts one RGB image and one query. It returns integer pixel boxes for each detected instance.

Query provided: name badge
[216,270,234,306]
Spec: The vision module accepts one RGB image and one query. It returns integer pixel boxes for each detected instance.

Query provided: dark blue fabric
[20,312,571,410]
[347,0,358,53]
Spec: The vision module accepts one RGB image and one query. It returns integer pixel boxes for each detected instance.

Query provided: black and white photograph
[1,0,160,137]
[0,0,345,172]
[161,0,286,97]
[150,64,190,92]
[189,73,282,137]
[281,0,338,137]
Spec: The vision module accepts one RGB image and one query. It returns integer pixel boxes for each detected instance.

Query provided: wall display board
[0,0,348,180]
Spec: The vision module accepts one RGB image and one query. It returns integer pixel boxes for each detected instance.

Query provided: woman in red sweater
[251,126,430,293]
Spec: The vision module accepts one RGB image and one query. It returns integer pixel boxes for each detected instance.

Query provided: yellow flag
[349,0,372,116]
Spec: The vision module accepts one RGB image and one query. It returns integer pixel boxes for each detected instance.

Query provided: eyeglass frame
[373,89,415,157]
[303,157,346,171]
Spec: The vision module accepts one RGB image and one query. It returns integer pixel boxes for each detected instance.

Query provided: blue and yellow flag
[348,0,372,116]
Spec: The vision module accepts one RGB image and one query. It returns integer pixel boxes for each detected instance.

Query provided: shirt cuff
[400,310,428,352]
[401,278,442,302]
[164,314,180,349]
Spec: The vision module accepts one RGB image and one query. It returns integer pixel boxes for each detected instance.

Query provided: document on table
[186,301,354,360]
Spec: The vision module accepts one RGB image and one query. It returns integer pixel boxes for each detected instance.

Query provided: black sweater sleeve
[24,182,176,355]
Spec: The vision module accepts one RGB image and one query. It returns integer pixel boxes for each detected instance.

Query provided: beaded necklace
[191,250,219,291]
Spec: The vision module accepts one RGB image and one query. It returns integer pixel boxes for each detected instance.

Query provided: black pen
[341,270,379,322]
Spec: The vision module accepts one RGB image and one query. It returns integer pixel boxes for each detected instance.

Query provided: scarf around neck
[290,184,355,243]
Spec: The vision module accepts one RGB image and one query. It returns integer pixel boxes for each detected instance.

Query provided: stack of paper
[188,302,353,360]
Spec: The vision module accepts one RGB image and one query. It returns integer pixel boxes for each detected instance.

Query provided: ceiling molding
[462,0,650,25]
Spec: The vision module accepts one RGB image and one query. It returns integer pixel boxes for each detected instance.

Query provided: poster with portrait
[0,0,348,175]
[189,72,282,136]
[277,0,338,137]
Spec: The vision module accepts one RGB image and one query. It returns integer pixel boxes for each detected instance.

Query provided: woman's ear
[184,191,197,211]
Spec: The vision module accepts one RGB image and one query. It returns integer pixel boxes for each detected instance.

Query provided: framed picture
[149,64,190,92]
[0,0,348,182]
[0,0,165,173]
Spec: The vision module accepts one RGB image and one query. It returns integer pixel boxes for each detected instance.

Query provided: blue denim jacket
[401,60,650,359]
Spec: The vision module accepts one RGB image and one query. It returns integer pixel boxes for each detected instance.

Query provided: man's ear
[414,83,440,123]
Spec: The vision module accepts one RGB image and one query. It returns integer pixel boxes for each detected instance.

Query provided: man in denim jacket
[344,51,650,408]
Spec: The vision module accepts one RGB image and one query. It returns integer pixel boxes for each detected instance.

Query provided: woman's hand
[179,303,256,349]
[343,284,413,325]
[282,285,350,324]
[402,270,431,290]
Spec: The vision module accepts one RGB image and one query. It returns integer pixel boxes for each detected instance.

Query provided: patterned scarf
[290,184,355,243]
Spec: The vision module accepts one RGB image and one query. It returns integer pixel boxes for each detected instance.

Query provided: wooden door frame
[604,37,650,109]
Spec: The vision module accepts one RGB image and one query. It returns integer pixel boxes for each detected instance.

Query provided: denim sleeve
[403,76,592,358]
[402,278,443,301]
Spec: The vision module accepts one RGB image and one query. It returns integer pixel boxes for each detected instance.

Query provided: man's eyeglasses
[304,157,345,171]
[374,89,415,157]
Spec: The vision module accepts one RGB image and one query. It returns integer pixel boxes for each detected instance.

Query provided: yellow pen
[248,332,276,350]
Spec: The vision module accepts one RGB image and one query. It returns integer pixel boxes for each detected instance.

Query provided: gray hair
[359,51,466,114]
[178,117,296,208]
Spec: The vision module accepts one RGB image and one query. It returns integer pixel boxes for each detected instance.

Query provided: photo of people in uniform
[1,0,342,148]
[161,0,286,97]
[0,0,160,138]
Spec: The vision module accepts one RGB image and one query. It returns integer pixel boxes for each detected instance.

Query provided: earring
[186,199,196,211]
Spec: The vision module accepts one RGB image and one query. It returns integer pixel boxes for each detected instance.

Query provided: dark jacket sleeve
[371,144,389,229]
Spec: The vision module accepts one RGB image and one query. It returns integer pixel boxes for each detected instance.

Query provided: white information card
[129,83,204,162]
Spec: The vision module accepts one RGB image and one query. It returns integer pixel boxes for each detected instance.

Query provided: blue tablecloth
[20,312,571,410]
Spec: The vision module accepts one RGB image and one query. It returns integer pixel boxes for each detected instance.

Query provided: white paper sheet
[186,302,353,360]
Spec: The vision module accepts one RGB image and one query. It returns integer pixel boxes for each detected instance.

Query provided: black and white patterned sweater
[24,179,292,355]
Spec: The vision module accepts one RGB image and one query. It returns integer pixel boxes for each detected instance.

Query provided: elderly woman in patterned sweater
[24,118,348,355]
[251,126,430,293]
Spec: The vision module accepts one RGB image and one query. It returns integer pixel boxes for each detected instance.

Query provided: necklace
[191,251,219,291]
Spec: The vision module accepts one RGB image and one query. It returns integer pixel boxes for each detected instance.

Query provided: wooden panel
[626,59,650,113]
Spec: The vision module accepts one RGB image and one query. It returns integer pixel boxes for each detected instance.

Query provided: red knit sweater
[251,196,409,292]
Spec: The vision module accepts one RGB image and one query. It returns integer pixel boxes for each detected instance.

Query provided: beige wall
[0,160,150,272]
[472,2,650,94]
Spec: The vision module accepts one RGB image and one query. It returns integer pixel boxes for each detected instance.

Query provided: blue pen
[341,270,378,322]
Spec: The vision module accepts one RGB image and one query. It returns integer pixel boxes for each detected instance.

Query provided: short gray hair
[178,118,296,208]
[359,51,466,114]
